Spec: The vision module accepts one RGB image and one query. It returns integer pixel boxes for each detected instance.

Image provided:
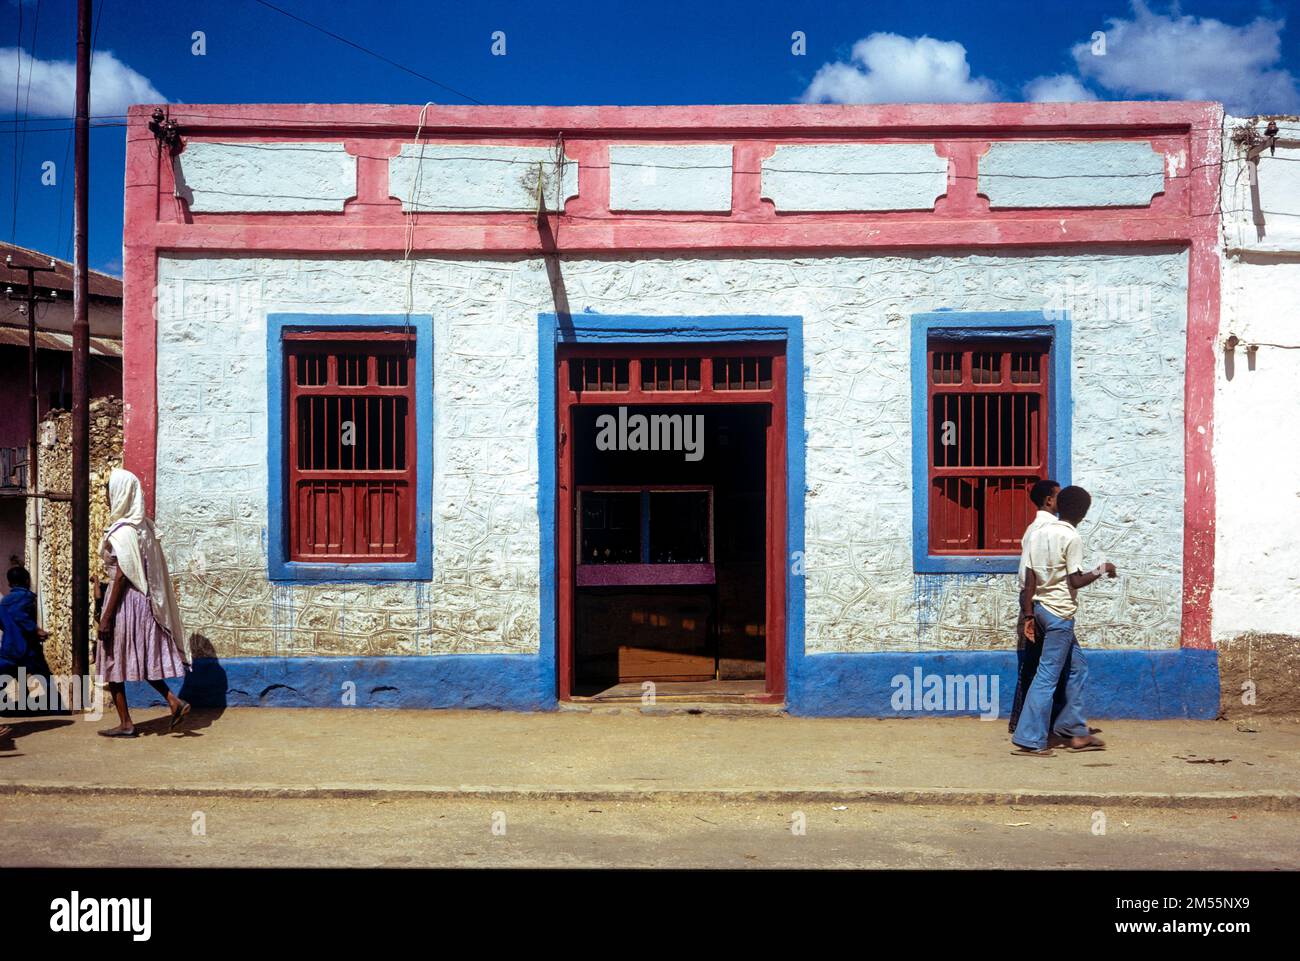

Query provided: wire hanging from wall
[400,102,435,352]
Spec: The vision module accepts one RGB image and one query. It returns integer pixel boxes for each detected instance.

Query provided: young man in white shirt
[1007,479,1060,734]
[1011,485,1115,756]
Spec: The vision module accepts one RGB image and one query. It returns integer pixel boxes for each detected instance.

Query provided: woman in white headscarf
[95,467,190,737]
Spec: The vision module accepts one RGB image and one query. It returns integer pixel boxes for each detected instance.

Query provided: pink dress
[97,551,187,683]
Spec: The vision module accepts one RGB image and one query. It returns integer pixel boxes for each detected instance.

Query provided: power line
[247,0,485,106]
[56,0,106,261]
[0,123,126,136]
[13,0,44,244]
[9,0,25,242]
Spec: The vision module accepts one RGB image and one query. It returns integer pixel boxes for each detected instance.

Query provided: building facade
[1214,115,1300,717]
[123,102,1225,716]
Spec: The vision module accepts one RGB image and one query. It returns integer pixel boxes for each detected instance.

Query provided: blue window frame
[911,310,1071,574]
[267,313,434,582]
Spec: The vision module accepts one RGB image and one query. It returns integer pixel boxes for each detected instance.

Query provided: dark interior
[572,403,767,694]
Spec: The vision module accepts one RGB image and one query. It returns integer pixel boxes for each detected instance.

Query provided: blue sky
[2,0,1298,275]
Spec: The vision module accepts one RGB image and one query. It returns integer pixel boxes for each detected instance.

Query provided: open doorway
[556,345,786,703]
[572,404,767,695]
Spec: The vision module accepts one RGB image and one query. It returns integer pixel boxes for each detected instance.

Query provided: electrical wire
[13,0,44,244]
[401,103,434,341]
[247,0,484,106]
[9,0,26,242]
[59,0,107,261]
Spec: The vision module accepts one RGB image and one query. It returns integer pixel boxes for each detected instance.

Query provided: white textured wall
[609,145,732,211]
[176,143,356,213]
[1222,117,1300,253]
[1216,119,1300,639]
[981,141,1165,208]
[389,145,578,212]
[155,250,1187,658]
[761,144,947,211]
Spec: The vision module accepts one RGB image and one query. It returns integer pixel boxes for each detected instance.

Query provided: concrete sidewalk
[0,708,1296,809]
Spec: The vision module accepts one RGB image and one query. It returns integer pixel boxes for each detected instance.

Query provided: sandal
[1011,746,1055,757]
[168,700,191,731]
[97,727,137,738]
[1068,735,1106,752]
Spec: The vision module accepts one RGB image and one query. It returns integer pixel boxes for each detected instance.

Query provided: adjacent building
[0,243,122,573]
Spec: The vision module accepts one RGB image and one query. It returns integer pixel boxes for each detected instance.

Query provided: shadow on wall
[124,634,230,732]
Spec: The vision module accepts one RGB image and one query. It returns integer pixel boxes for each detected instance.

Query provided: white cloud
[0,47,166,118]
[801,33,998,104]
[1072,1,1300,114]
[1023,74,1098,103]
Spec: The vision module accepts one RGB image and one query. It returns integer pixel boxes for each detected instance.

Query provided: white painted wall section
[981,141,1165,208]
[154,251,1186,659]
[761,144,948,211]
[1222,117,1300,253]
[1215,118,1300,640]
[176,142,356,213]
[389,144,579,212]
[608,145,732,211]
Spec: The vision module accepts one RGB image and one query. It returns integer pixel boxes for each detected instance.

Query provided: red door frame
[556,342,787,702]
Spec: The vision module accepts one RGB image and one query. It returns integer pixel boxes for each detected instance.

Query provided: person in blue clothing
[0,565,48,679]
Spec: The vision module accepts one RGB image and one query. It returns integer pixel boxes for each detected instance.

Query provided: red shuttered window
[285,332,416,563]
[927,339,1050,555]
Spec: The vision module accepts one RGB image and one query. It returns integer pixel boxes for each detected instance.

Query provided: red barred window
[927,339,1050,554]
[285,332,416,562]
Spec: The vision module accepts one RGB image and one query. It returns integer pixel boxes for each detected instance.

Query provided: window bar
[981,392,988,467]
[1032,394,1040,467]
[1020,394,1027,466]
[944,393,953,467]
[965,393,972,468]
[993,390,1003,465]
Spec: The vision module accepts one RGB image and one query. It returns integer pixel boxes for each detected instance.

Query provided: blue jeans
[1011,603,1091,750]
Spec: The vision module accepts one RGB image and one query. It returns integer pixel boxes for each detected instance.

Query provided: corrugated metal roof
[0,241,121,300]
[0,325,122,358]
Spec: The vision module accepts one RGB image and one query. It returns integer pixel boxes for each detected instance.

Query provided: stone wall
[36,397,122,676]
[154,249,1189,660]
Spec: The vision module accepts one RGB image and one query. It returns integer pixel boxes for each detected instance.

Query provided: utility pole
[71,0,91,679]
[3,255,58,499]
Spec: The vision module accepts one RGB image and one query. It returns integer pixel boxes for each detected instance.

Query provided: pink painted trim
[123,121,160,513]
[132,101,1216,132]
[1179,113,1223,651]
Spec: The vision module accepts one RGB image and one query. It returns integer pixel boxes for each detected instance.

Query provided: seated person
[0,565,49,676]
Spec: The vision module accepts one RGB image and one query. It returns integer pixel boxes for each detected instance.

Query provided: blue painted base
[123,649,1219,720]
[124,656,555,712]
[788,648,1220,719]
